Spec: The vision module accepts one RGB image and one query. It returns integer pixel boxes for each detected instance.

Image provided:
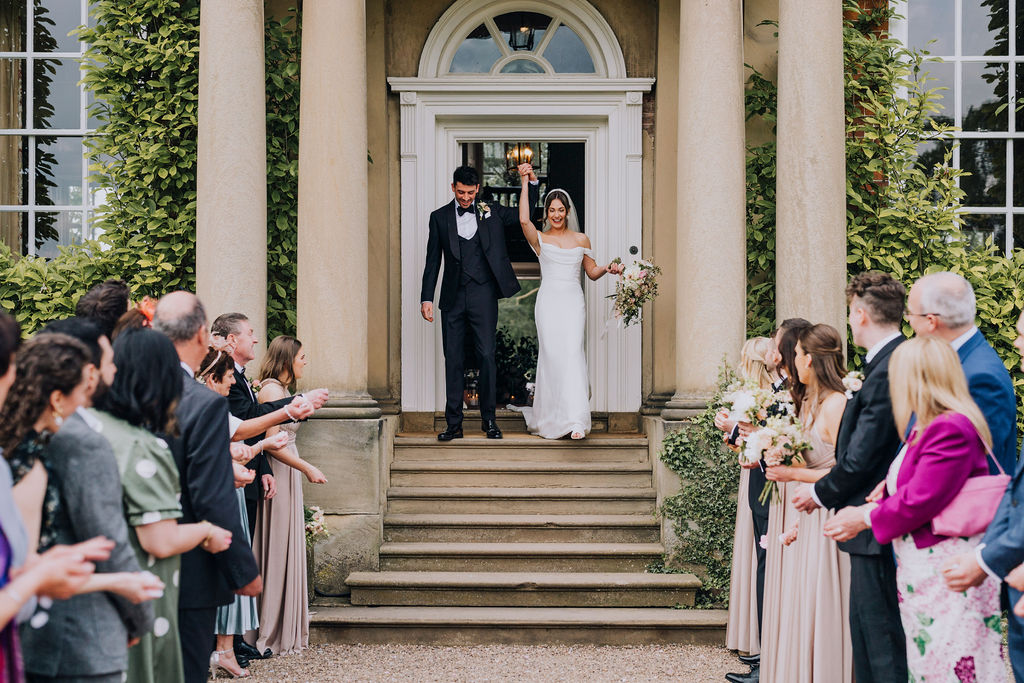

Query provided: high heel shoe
[210,649,250,679]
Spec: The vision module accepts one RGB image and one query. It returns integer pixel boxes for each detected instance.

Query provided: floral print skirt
[892,533,1003,682]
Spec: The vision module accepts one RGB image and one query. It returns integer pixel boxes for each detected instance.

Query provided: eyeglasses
[904,308,941,319]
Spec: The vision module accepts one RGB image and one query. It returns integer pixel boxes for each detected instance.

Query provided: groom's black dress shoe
[234,636,269,661]
[724,665,759,683]
[437,425,463,441]
[482,419,502,439]
[737,654,760,666]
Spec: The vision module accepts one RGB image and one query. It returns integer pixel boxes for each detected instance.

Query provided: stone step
[383,513,661,543]
[310,606,728,646]
[389,460,652,488]
[393,434,649,463]
[428,410,609,434]
[386,487,657,515]
[378,542,664,572]
[346,571,700,607]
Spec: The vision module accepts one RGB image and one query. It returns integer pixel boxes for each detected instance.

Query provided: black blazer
[171,369,260,609]
[226,367,293,503]
[813,335,905,555]
[420,187,538,310]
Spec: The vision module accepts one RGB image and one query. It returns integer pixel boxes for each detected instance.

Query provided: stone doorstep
[383,513,662,544]
[389,460,653,488]
[377,542,665,573]
[346,571,701,589]
[385,486,657,515]
[308,606,729,646]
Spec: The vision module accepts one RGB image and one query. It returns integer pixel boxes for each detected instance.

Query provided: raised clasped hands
[517,163,537,183]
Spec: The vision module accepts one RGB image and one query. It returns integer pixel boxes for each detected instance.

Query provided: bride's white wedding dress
[516,234,592,439]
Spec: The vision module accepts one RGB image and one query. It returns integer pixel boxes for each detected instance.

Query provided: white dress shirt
[951,326,979,351]
[455,204,478,240]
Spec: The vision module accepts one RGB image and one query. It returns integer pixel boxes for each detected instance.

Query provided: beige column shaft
[776,0,847,337]
[664,0,746,417]
[297,0,377,412]
[196,1,267,347]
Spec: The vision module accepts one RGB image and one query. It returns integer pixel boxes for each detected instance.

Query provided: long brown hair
[0,333,91,455]
[258,335,302,387]
[793,324,846,419]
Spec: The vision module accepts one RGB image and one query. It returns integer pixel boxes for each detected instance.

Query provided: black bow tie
[457,205,474,216]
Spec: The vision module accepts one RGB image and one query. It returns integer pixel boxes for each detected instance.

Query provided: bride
[514,164,622,440]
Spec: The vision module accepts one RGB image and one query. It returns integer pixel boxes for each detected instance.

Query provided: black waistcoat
[458,231,495,285]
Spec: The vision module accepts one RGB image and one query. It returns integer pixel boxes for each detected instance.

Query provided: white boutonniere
[842,371,865,399]
[249,377,262,395]
[477,201,491,220]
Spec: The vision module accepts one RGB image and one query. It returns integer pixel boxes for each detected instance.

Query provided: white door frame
[389,77,653,413]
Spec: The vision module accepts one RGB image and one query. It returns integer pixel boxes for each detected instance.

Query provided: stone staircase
[311,429,728,645]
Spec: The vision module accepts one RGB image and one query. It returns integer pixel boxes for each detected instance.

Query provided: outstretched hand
[607,262,624,275]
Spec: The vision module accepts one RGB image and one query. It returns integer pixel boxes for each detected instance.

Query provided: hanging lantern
[508,15,535,51]
[505,142,535,180]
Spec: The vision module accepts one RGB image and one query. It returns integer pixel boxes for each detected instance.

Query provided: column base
[660,394,711,420]
[316,392,382,419]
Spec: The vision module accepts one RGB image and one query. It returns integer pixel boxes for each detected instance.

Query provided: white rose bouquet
[304,504,329,549]
[607,258,661,327]
[743,414,811,504]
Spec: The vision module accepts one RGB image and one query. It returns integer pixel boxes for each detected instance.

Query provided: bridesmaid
[254,336,327,655]
[761,324,851,683]
[721,336,777,658]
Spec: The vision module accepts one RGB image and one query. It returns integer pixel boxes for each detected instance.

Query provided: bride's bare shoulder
[575,233,592,249]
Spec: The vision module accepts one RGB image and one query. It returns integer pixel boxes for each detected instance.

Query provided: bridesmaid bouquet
[607,257,661,326]
[743,415,812,504]
[304,505,329,549]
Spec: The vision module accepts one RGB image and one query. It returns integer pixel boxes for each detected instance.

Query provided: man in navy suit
[943,310,1024,682]
[904,271,1017,474]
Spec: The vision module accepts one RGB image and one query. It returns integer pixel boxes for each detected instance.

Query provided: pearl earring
[53,408,63,428]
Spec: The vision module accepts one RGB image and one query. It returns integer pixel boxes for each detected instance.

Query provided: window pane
[450,24,501,73]
[961,62,1008,131]
[493,12,550,53]
[960,138,1006,206]
[1019,2,1024,54]
[960,213,1006,251]
[0,1,26,52]
[86,87,104,129]
[1017,69,1024,135]
[500,59,545,74]
[962,0,1008,56]
[0,135,27,205]
[1014,214,1024,251]
[0,58,26,128]
[916,139,955,176]
[908,0,954,55]
[542,25,595,73]
[1015,140,1023,206]
[35,135,83,205]
[917,61,954,126]
[33,58,80,128]
[34,210,81,258]
[34,0,82,53]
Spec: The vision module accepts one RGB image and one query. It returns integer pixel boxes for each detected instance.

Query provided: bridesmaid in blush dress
[512,164,623,440]
[254,336,327,656]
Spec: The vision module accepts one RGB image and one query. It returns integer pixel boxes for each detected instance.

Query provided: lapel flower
[249,377,262,395]
[476,201,491,220]
[842,370,865,399]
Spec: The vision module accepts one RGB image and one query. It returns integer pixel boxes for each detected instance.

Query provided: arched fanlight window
[448,10,596,75]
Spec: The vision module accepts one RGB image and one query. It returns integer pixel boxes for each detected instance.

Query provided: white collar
[865,331,902,364]
[950,326,979,351]
[180,360,195,378]
[234,361,246,375]
[76,406,103,433]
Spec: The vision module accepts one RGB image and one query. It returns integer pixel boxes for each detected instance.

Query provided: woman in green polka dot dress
[94,329,233,683]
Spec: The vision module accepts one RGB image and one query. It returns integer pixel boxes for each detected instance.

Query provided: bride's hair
[542,190,573,233]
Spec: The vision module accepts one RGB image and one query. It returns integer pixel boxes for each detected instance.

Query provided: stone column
[776,0,847,337]
[296,0,377,414]
[663,0,747,419]
[196,1,267,346]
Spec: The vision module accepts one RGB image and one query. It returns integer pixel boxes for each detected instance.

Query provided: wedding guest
[824,336,1003,680]
[904,271,1017,474]
[22,318,159,683]
[790,272,908,683]
[944,309,1024,682]
[759,324,851,683]
[722,337,775,661]
[255,336,328,656]
[112,308,150,341]
[75,278,130,340]
[152,292,262,683]
[94,328,234,683]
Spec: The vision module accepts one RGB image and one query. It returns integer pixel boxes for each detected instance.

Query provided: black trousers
[849,550,907,683]
[441,278,498,426]
[179,606,217,683]
[747,466,770,631]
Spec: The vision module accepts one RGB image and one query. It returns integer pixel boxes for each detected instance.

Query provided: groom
[421,165,539,441]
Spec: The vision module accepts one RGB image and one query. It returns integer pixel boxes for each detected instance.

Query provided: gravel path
[232,644,742,682]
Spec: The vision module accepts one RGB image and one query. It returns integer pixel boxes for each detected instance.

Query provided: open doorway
[457,140,586,408]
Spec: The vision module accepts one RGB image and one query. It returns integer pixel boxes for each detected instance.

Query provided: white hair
[917,271,976,328]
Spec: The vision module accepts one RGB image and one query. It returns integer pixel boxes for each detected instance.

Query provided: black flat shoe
[738,654,760,666]
[437,425,463,441]
[482,419,502,439]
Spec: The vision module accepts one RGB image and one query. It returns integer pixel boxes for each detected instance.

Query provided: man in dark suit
[791,271,908,683]
[420,165,540,441]
[904,271,1017,474]
[209,313,328,536]
[943,309,1024,682]
[152,292,262,683]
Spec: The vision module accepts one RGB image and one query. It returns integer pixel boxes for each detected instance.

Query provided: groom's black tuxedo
[421,188,538,427]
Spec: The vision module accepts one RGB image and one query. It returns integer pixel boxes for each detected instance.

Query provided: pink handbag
[931,440,1011,538]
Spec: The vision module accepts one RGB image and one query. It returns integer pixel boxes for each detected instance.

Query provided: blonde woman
[824,336,1003,681]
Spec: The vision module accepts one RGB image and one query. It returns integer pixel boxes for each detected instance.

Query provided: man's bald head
[908,271,976,338]
[153,291,207,343]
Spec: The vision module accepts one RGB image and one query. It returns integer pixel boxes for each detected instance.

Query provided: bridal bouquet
[607,257,661,326]
[304,505,329,549]
[743,415,812,504]
[718,379,778,426]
